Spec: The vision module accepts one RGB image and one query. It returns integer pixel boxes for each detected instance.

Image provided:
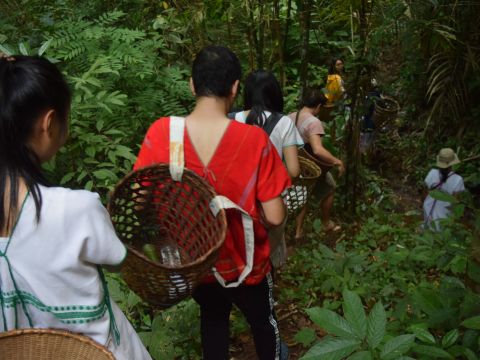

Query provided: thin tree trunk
[298,0,311,106]
[257,0,265,69]
[283,0,293,62]
[344,0,370,215]
[273,0,286,86]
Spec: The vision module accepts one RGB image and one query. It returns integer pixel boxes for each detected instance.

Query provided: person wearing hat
[423,148,465,231]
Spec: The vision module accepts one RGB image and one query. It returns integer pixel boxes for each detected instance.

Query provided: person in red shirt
[134,46,291,360]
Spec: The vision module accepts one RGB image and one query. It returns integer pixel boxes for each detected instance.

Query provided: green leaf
[306,307,357,339]
[411,327,436,345]
[60,172,75,185]
[93,169,117,181]
[18,42,29,55]
[300,337,360,360]
[115,144,137,162]
[38,39,52,56]
[429,190,457,203]
[0,43,13,56]
[342,289,367,339]
[347,350,372,360]
[294,328,316,347]
[461,316,480,330]
[380,334,415,360]
[366,302,386,349]
[442,329,459,348]
[412,344,453,359]
[463,348,479,360]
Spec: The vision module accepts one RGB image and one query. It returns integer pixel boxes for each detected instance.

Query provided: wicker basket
[284,156,321,215]
[107,164,227,309]
[374,95,400,129]
[0,328,115,360]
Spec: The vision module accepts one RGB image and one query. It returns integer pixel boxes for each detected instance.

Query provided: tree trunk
[344,0,370,216]
[298,0,311,106]
[273,0,286,86]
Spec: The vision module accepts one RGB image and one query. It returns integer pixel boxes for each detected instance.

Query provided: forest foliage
[1,0,479,359]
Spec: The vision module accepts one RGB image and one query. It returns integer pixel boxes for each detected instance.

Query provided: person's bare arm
[260,196,286,227]
[283,145,301,179]
[309,134,345,176]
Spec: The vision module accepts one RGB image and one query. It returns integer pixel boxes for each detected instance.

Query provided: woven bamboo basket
[284,156,321,215]
[374,95,400,129]
[0,328,115,360]
[108,164,227,309]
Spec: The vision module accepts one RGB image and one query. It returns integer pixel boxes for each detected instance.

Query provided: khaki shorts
[312,172,336,200]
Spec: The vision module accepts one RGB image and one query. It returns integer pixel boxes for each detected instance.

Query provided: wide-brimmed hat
[436,148,460,168]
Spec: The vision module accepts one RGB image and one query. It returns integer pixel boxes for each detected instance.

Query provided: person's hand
[336,159,345,177]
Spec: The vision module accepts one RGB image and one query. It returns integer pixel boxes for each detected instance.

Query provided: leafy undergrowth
[106,169,479,360]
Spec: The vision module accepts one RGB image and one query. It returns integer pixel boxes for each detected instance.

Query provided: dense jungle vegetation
[1,0,479,359]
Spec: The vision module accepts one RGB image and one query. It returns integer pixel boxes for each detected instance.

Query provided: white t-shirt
[423,169,465,230]
[0,185,151,360]
[234,111,304,158]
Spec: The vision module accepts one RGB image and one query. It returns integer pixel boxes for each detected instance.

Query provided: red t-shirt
[134,117,291,285]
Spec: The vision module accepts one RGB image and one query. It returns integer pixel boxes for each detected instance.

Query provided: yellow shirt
[325,74,344,105]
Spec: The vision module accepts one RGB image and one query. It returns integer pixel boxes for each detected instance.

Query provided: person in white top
[423,148,465,231]
[231,70,304,178]
[0,55,151,360]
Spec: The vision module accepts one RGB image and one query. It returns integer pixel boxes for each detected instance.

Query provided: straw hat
[436,148,460,168]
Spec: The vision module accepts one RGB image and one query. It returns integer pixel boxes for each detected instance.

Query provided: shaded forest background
[1,0,480,359]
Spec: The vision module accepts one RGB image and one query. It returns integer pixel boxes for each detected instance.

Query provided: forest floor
[230,157,423,360]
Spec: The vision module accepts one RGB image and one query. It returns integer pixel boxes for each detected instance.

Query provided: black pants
[192,272,280,360]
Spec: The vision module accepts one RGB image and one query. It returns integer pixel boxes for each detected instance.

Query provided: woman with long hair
[0,54,151,360]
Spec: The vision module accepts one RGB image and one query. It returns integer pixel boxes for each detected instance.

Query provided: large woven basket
[108,164,227,309]
[0,328,115,360]
[374,95,400,129]
[284,156,321,215]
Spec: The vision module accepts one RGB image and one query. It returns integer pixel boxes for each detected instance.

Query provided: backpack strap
[169,116,185,181]
[209,196,254,288]
[262,112,283,137]
[168,117,254,287]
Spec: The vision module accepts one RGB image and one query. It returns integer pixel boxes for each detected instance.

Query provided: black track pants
[192,272,280,360]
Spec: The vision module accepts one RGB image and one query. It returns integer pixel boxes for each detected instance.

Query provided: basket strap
[209,195,254,288]
[169,116,185,181]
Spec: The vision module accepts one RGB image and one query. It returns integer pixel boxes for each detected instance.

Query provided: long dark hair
[0,55,71,231]
[243,70,284,128]
[328,57,344,75]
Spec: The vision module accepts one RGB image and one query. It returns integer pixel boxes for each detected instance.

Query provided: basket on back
[374,95,400,129]
[108,164,227,309]
[0,328,115,360]
[284,156,321,215]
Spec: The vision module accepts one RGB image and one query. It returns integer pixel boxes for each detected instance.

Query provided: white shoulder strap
[169,116,185,181]
[209,195,254,288]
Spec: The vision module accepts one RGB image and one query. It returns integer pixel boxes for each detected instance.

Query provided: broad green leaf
[411,327,436,345]
[366,302,386,349]
[380,334,415,360]
[0,43,13,56]
[306,307,357,339]
[347,350,372,360]
[19,42,29,55]
[300,337,360,360]
[294,328,316,347]
[463,348,479,360]
[412,344,453,359]
[38,39,52,56]
[342,289,367,339]
[429,190,456,203]
[442,329,459,348]
[461,316,480,330]
[115,144,137,162]
[60,172,75,185]
[93,169,117,181]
